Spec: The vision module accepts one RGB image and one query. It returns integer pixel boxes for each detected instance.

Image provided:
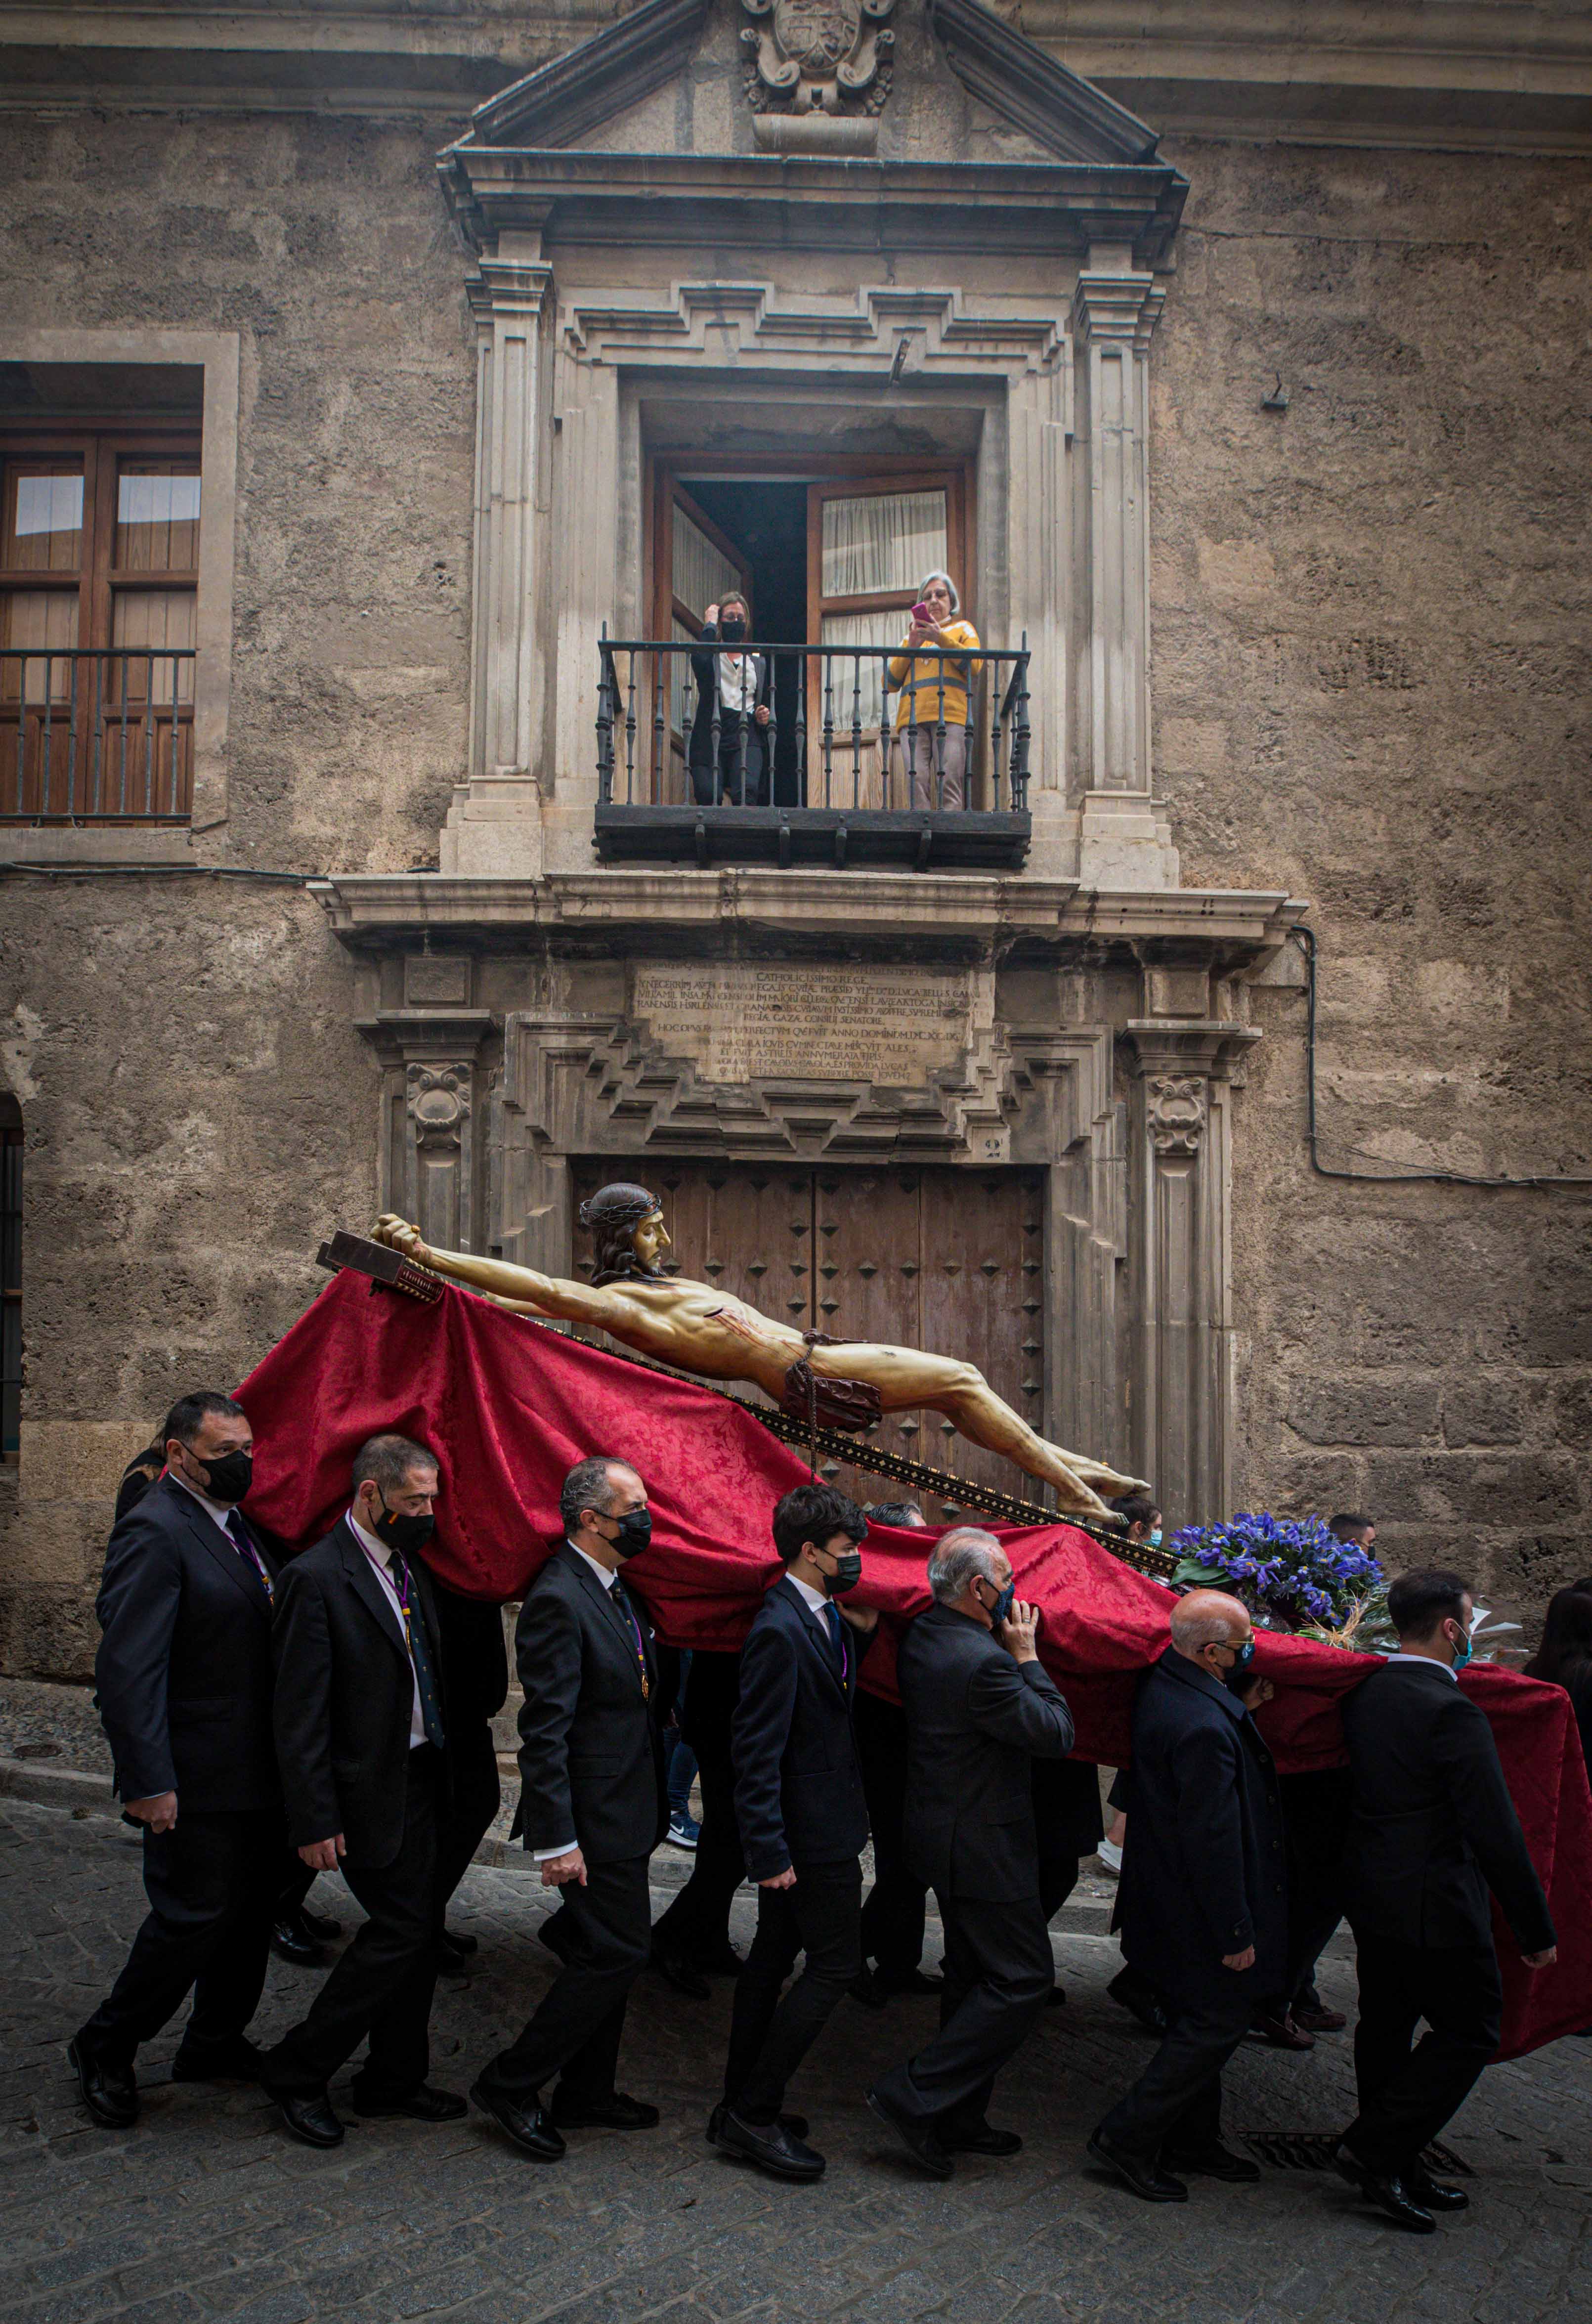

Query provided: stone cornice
[439,147,1189,269]
[311,868,1306,969]
[927,0,1161,165]
[458,0,710,150]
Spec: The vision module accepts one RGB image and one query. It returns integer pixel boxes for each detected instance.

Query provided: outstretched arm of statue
[373,1215,616,1332]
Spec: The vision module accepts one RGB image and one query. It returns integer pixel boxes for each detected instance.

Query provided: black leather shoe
[715,2109,825,2182]
[1292,2001,1347,2034]
[300,1906,343,1942]
[1164,2141,1260,2183]
[866,2085,954,2179]
[551,2090,659,2131]
[276,2092,345,2150]
[433,1940,471,1982]
[706,2102,809,2142]
[270,1917,327,1969]
[351,2082,467,2121]
[1335,2151,1436,2233]
[1407,2168,1469,2214]
[439,1925,478,1957]
[1106,1969,1168,2035]
[875,1967,944,1998]
[1252,2008,1315,2052]
[652,1945,710,2001]
[940,2117,1023,2157]
[171,2036,264,2084]
[1045,1984,1067,2007]
[68,2038,138,2128]
[1085,2128,1188,2202]
[470,2080,566,2161]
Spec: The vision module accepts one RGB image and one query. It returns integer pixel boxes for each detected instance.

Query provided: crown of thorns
[577,1183,662,1233]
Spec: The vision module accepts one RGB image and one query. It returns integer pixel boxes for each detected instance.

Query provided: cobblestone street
[2,1798,1589,2324]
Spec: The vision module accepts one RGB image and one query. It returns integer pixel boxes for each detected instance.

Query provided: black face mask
[372,1494,435,1556]
[824,1547,863,1598]
[1223,1637,1257,1691]
[194,1447,253,1505]
[605,1506,652,1560]
[718,616,747,643]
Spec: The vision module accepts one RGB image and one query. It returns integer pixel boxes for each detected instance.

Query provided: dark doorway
[682,479,807,805]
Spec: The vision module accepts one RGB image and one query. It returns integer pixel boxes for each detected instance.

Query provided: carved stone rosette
[1146,1075,1207,1157]
[741,0,895,116]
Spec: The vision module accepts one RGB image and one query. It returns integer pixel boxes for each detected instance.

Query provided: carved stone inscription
[632,963,971,1086]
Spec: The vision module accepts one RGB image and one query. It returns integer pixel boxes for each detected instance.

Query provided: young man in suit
[1334,1567,1557,2232]
[258,1432,463,2148]
[471,1456,667,2163]
[711,1482,878,2181]
[1087,1589,1283,2203]
[866,1526,1076,2180]
[70,1392,284,2126]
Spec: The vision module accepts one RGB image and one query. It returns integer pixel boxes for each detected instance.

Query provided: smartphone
[911,602,934,624]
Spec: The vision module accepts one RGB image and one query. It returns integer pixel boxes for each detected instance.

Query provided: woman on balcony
[886,571,982,812]
[688,596,771,807]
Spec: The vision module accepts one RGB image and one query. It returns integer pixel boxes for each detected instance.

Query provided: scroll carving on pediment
[1147,1074,1207,1157]
[741,0,895,117]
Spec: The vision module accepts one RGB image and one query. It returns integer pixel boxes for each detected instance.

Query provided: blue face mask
[1223,1637,1256,1692]
[983,1579,1016,1632]
[1148,1527,1162,1549]
[1451,1626,1473,1673]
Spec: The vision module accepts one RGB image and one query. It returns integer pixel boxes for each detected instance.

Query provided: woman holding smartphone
[886,570,982,811]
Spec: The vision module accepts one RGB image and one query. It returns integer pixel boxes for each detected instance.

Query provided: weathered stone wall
[1153,139,1592,1615]
[0,108,476,1671]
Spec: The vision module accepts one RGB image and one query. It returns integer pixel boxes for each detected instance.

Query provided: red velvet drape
[237,1267,1592,2059]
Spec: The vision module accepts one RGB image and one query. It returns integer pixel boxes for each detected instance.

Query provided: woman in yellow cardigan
[886,569,982,811]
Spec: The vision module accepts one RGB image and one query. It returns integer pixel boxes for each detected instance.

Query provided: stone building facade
[1,0,1589,1674]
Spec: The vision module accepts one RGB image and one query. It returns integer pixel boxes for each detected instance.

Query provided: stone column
[441,231,554,877]
[1072,248,1178,891]
[1122,1012,1259,1527]
[356,1004,500,1256]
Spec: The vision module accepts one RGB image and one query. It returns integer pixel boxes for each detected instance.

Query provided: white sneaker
[1096,1838,1123,1875]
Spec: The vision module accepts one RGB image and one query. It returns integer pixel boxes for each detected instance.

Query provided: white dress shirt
[168,1468,238,1539]
[349,1507,427,1747]
[1384,1650,1459,1683]
[785,1570,834,1635]
[534,1540,628,1862]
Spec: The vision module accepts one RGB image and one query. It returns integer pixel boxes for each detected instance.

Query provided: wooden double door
[571,1161,1045,1511]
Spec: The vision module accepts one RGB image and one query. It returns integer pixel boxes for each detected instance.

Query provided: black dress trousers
[259,1746,444,2103]
[77,1808,282,2066]
[855,1693,928,1981]
[434,1718,501,1913]
[1095,1988,1255,2158]
[1343,1933,1502,2176]
[723,1858,862,2124]
[872,1891,1055,2129]
[651,1678,744,1959]
[480,1853,653,2107]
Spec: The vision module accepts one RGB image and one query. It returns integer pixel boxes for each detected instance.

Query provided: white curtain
[818,607,903,732]
[820,489,947,599]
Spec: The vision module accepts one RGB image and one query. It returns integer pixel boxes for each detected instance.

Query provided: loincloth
[778,1333,882,1435]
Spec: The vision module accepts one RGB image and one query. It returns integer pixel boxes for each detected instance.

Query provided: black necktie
[822,1600,844,1663]
[224,1510,273,1606]
[387,1551,447,1751]
[609,1578,651,1700]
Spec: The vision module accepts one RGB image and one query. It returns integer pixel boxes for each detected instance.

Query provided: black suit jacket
[514,1543,667,1866]
[732,1575,872,1881]
[1339,1660,1555,1954]
[94,1474,282,1812]
[1117,1647,1288,2006]
[897,1600,1075,1904]
[271,1518,450,1870]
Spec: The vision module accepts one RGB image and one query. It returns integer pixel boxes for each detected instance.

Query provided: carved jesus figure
[374,1182,1144,1518]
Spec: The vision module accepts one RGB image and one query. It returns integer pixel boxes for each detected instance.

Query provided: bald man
[1086,1591,1286,2202]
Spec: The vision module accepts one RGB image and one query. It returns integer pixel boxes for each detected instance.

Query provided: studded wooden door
[570,1162,1045,1518]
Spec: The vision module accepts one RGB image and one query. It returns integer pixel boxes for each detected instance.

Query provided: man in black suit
[1087,1589,1284,2202]
[1333,1566,1557,2232]
[258,1432,464,2148]
[429,1579,510,1975]
[866,1527,1076,2179]
[711,1482,878,2181]
[649,1646,747,1998]
[69,1392,283,2126]
[471,1455,667,2163]
[852,1500,941,2010]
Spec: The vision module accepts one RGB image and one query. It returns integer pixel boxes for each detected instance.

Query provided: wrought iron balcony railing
[1,648,196,823]
[596,636,1031,871]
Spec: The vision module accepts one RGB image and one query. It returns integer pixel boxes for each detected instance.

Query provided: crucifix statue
[374,1182,1143,1518]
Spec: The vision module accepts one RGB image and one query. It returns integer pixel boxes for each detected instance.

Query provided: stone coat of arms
[741,0,896,116]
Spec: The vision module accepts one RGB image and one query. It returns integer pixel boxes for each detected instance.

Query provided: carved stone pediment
[741,0,894,118]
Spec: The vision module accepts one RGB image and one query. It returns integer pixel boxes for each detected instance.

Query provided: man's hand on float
[126,1792,178,1833]
[1237,1675,1275,1709]
[760,1866,797,1891]
[300,1834,345,1872]
[1222,1944,1256,1972]
[541,1847,587,1888]
[1523,1946,1558,1970]
[997,1601,1040,1665]
[839,1603,879,1635]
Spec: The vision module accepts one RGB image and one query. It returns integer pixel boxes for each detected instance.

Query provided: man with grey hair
[1086,1588,1285,2202]
[471,1455,667,2163]
[865,1527,1075,2178]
